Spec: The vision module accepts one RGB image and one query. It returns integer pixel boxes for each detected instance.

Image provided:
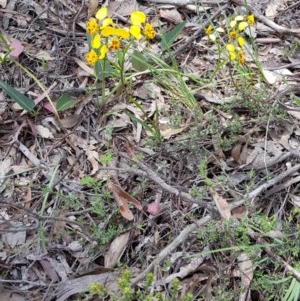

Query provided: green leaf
[0,80,35,112]
[56,94,78,111]
[95,59,113,79]
[161,20,187,50]
[131,50,149,72]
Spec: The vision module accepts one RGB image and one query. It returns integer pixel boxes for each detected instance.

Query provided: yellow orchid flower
[226,44,235,52]
[238,36,245,47]
[130,25,142,39]
[115,28,130,39]
[247,14,255,25]
[92,34,101,49]
[205,24,213,35]
[235,15,244,21]
[86,18,99,34]
[101,26,116,37]
[99,45,108,60]
[131,11,146,25]
[229,52,236,60]
[102,17,113,28]
[86,50,98,66]
[144,23,156,39]
[95,7,108,20]
[229,31,238,39]
[238,21,249,31]
[109,38,121,50]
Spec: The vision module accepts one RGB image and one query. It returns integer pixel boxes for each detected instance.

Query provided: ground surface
[1,0,300,300]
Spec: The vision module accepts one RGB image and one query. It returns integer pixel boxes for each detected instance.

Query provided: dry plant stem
[248,228,300,281]
[131,215,212,286]
[266,62,300,70]
[55,273,119,301]
[231,0,300,36]
[264,175,300,198]
[231,163,300,209]
[173,5,226,57]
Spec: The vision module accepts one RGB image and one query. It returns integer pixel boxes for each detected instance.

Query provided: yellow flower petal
[86,18,99,35]
[99,45,108,60]
[109,38,121,50]
[226,43,235,52]
[238,54,246,64]
[144,23,156,39]
[238,21,249,31]
[238,36,245,47]
[102,17,113,28]
[115,28,130,39]
[216,27,225,33]
[101,26,116,37]
[230,20,237,28]
[229,52,236,60]
[205,24,213,35]
[86,50,98,66]
[95,7,108,21]
[130,25,142,39]
[235,15,244,21]
[208,34,216,41]
[130,11,146,25]
[229,31,238,39]
[247,14,255,25]
[92,34,101,49]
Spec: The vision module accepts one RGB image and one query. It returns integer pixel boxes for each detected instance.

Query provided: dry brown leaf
[86,149,99,175]
[73,57,94,76]
[87,0,98,17]
[58,115,81,128]
[2,221,26,248]
[0,0,7,8]
[246,141,284,169]
[232,143,242,163]
[35,50,55,61]
[24,187,32,209]
[105,232,130,268]
[164,256,204,283]
[107,182,142,221]
[108,0,138,17]
[159,9,183,24]
[237,252,253,301]
[239,142,249,165]
[108,182,142,210]
[212,191,231,220]
[36,125,54,138]
[265,0,283,18]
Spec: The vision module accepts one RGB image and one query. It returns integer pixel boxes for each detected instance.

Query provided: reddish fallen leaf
[147,202,162,216]
[107,182,142,221]
[9,39,24,59]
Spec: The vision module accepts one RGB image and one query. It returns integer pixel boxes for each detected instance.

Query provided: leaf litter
[1,0,300,300]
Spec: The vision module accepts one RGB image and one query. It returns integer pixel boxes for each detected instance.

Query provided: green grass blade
[161,20,187,50]
[0,80,35,112]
